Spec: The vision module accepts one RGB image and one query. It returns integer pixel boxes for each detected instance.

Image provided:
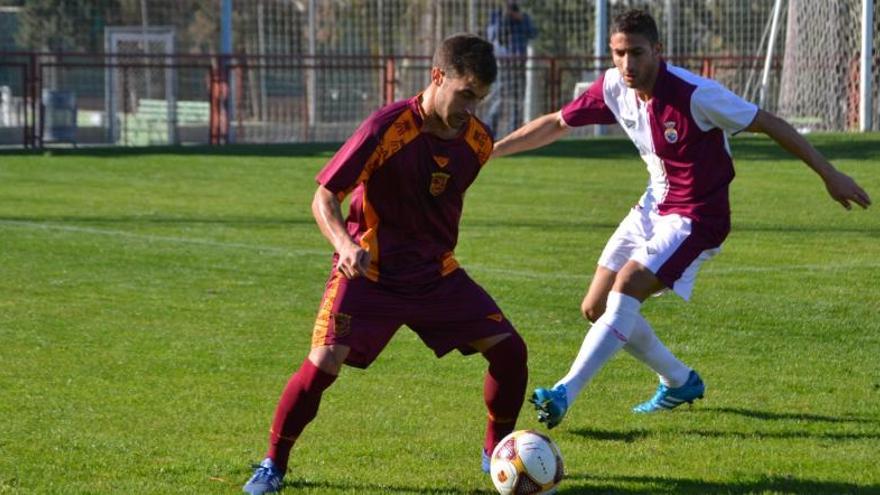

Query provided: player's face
[609,32,661,92]
[433,68,491,130]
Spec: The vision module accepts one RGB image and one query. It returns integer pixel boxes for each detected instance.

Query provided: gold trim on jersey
[464,118,493,166]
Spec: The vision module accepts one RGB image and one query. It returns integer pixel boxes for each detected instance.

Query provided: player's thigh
[310,272,405,369]
[407,270,516,358]
[628,213,723,301]
[598,206,651,273]
[613,260,667,301]
[581,265,618,322]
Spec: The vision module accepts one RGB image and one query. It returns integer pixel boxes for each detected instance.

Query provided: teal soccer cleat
[632,370,705,413]
[530,385,569,429]
[243,458,284,494]
[482,449,491,474]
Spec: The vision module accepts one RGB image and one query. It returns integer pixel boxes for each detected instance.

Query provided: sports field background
[1,134,878,494]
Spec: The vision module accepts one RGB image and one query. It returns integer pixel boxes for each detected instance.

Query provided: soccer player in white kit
[492,9,871,427]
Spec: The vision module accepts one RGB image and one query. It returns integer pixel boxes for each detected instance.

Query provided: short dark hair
[610,9,660,45]
[433,33,497,85]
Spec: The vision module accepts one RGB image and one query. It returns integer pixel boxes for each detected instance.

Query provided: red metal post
[235,64,244,142]
[26,53,38,148]
[384,57,396,105]
[549,57,559,110]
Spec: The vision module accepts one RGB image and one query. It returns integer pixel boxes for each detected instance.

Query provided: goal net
[778,0,879,131]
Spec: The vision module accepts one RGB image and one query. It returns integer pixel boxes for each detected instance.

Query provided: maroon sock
[482,332,528,454]
[266,358,337,473]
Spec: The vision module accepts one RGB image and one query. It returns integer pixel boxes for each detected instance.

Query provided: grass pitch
[1,134,878,494]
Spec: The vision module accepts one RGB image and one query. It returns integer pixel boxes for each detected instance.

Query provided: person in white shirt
[492,9,871,427]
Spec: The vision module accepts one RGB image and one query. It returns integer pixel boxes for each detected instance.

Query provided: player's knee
[581,300,605,323]
[307,345,349,376]
[484,331,528,369]
[505,331,528,365]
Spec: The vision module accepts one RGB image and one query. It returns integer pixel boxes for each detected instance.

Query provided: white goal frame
[104,27,177,144]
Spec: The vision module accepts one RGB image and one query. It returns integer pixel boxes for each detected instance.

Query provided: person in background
[485,1,537,137]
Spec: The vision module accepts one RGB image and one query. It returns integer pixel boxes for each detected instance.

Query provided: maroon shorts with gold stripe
[311,268,515,369]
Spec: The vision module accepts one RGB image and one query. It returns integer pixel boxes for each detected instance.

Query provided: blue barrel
[42,89,77,144]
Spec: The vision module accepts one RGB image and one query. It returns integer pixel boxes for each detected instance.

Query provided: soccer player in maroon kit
[243,34,528,494]
[493,10,870,428]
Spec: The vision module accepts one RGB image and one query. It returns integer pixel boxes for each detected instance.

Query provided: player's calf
[482,331,528,456]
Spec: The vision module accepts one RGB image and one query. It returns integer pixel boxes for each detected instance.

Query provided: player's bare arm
[746,109,872,210]
[492,111,570,158]
[311,185,370,279]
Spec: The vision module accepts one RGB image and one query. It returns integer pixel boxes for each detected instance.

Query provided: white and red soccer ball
[490,429,565,495]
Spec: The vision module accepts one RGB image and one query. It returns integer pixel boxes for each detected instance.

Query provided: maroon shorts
[311,269,515,368]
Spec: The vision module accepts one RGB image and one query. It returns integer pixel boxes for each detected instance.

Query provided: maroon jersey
[316,95,493,289]
[561,61,758,225]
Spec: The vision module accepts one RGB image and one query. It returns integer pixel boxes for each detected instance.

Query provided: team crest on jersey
[332,312,351,337]
[429,172,451,196]
[663,121,678,143]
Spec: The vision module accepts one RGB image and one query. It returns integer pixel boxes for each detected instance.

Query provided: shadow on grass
[271,473,880,495]
[569,427,651,443]
[3,133,876,163]
[560,473,880,494]
[464,217,621,232]
[570,404,880,443]
[0,215,315,227]
[732,222,876,235]
[570,426,880,443]
[0,142,341,158]
[730,134,880,162]
[504,134,880,162]
[1,215,620,236]
[701,406,879,424]
[284,478,495,494]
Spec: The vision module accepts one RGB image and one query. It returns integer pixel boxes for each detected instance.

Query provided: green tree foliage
[15,0,221,53]
[17,0,120,52]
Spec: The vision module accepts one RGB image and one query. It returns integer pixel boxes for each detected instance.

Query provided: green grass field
[1,134,878,494]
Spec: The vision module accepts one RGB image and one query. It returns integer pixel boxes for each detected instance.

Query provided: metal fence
[0,0,876,147]
[0,52,781,147]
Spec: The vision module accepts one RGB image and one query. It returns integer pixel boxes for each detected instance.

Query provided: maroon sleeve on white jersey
[560,73,617,127]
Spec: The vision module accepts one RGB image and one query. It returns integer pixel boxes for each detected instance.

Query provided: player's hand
[336,241,371,279]
[823,170,872,210]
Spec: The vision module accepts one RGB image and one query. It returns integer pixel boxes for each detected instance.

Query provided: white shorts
[597,207,725,301]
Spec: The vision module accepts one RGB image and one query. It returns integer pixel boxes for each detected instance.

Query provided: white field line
[0,219,326,257]
[3,219,878,279]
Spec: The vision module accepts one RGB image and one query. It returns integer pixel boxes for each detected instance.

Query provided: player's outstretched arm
[312,185,370,278]
[492,111,570,158]
[746,109,872,210]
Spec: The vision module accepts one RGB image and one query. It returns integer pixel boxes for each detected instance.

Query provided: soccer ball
[490,430,564,495]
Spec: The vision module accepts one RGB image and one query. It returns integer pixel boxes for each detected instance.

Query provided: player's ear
[431,67,444,86]
[653,42,663,56]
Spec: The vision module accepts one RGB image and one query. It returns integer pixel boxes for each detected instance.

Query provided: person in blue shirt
[485,1,537,137]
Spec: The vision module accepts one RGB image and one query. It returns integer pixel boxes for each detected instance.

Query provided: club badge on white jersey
[663,121,678,143]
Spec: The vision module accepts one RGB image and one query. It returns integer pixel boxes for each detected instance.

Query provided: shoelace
[250,464,277,482]
[650,384,670,404]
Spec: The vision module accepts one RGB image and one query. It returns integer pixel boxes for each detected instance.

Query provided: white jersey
[561,61,758,225]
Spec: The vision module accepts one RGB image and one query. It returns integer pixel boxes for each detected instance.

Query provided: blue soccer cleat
[530,384,569,429]
[243,458,284,494]
[632,370,705,413]
[481,449,491,474]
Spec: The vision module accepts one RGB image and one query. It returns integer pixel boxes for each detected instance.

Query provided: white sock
[555,291,641,406]
[624,314,691,388]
